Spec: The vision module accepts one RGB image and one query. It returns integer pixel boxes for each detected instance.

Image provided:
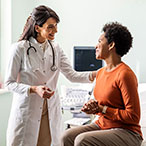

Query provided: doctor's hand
[81,99,100,114]
[89,71,97,82]
[30,86,54,99]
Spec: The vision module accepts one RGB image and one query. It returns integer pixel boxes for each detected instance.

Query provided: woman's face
[36,17,58,43]
[95,33,110,60]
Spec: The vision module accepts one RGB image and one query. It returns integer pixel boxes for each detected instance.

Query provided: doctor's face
[36,17,58,43]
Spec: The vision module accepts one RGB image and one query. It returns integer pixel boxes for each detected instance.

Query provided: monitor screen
[73,46,102,71]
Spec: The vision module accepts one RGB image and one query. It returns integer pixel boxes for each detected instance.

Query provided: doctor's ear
[108,42,115,51]
[35,25,40,33]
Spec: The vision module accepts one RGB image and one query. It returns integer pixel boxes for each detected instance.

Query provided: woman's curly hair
[102,22,133,57]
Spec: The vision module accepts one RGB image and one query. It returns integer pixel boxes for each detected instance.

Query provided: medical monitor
[73,46,102,71]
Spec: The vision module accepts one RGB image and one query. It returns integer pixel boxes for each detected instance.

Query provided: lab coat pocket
[10,109,27,144]
[25,53,40,72]
[7,115,25,146]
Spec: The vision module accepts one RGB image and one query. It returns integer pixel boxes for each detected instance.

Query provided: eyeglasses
[47,24,57,31]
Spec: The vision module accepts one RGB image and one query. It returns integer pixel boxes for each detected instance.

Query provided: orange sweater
[94,62,142,137]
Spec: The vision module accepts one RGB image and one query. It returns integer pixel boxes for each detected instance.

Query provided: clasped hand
[37,86,54,99]
[81,99,99,114]
[30,86,54,99]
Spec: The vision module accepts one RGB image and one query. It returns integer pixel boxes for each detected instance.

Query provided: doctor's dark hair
[19,5,60,41]
[102,22,133,57]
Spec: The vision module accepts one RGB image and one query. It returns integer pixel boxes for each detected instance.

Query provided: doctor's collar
[29,37,54,44]
[29,37,55,51]
[28,37,45,50]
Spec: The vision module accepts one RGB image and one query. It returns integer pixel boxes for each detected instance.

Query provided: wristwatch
[102,106,108,114]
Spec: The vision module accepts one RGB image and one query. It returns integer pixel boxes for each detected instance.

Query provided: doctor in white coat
[5,5,96,146]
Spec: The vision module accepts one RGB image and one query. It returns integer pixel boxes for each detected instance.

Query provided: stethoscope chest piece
[51,65,57,71]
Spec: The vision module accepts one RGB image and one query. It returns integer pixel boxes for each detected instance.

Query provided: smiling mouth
[49,34,54,37]
[95,50,99,55]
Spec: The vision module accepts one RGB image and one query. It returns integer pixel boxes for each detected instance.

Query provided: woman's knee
[61,130,69,143]
[74,132,102,146]
[74,133,87,146]
[61,129,74,146]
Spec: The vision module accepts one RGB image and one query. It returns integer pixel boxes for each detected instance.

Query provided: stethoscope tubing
[48,40,57,71]
[27,40,57,71]
[27,41,37,55]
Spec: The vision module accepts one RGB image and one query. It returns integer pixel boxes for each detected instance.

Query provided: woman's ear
[35,25,40,33]
[108,42,115,51]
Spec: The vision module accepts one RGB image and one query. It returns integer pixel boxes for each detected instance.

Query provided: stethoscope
[27,40,57,71]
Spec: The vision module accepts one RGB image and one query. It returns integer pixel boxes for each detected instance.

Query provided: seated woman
[61,22,143,146]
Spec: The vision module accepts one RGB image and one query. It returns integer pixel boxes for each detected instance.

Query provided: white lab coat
[5,37,91,146]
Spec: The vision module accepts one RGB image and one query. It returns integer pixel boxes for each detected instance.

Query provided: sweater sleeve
[104,69,140,125]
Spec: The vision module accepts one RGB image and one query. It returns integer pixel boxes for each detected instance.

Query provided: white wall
[0,0,1,78]
[1,0,146,85]
[0,0,11,84]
